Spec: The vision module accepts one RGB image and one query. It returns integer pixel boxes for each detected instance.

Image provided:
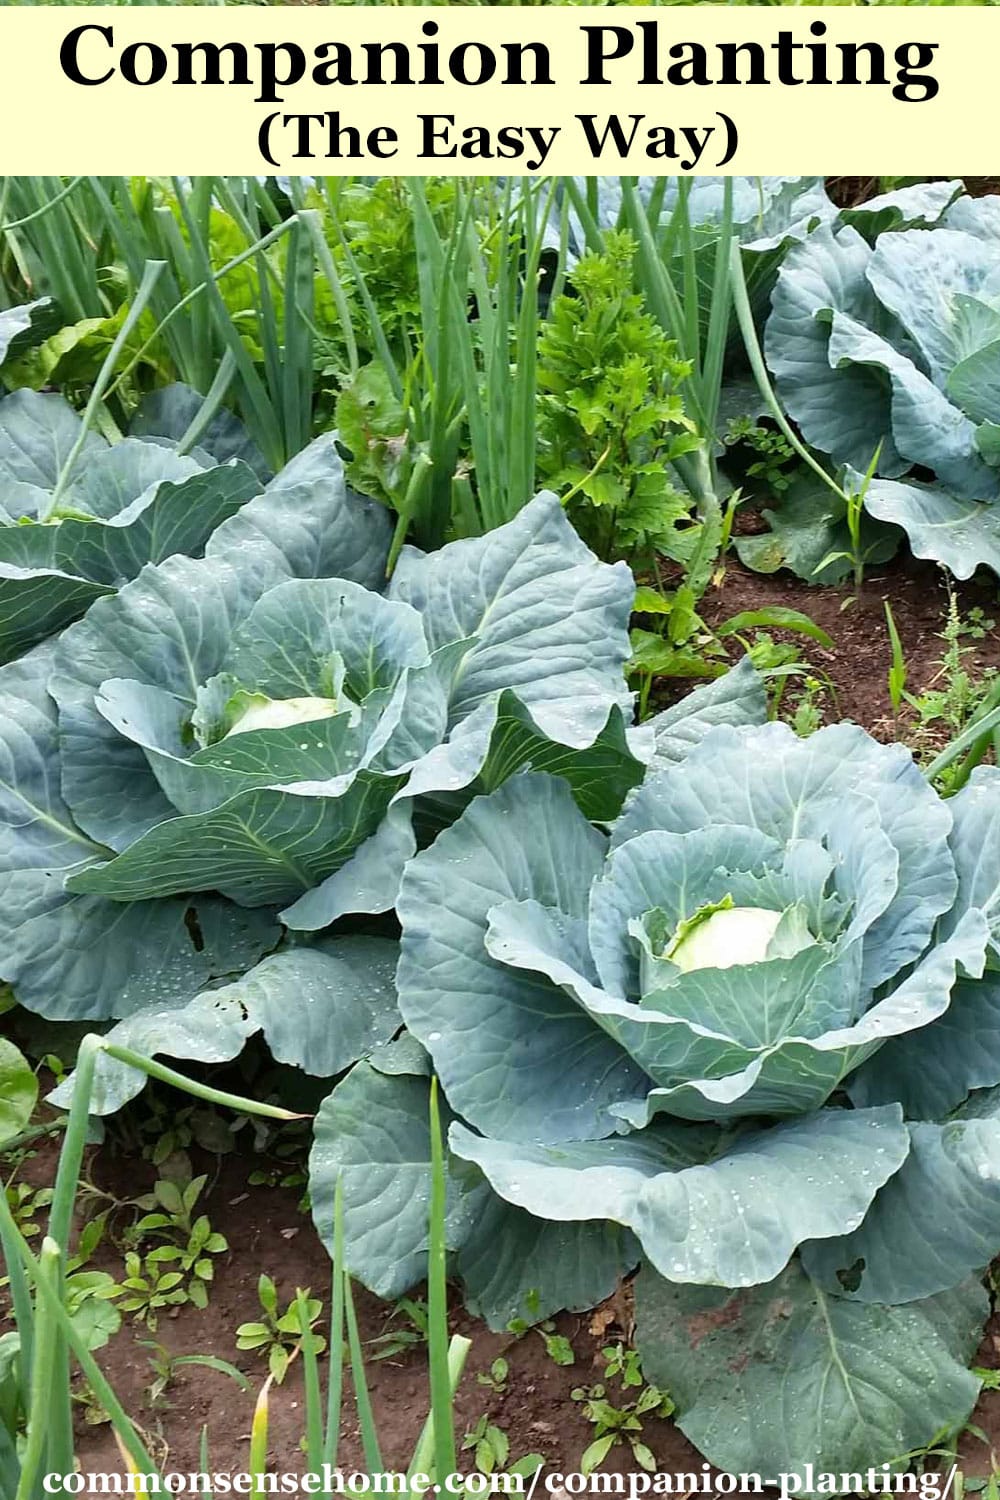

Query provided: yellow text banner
[0,6,990,174]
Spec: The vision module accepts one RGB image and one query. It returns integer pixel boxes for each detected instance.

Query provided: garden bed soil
[701,553,1000,745]
[20,1129,1000,1486]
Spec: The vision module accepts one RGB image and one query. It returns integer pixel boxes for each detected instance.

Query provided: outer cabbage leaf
[309,1061,639,1326]
[764,225,902,475]
[0,391,263,660]
[0,389,104,490]
[635,1261,984,1490]
[803,1112,1000,1304]
[130,381,269,482]
[396,773,648,1143]
[309,1063,478,1299]
[864,228,1000,386]
[389,491,634,802]
[864,475,1000,581]
[840,180,962,240]
[49,936,399,1115]
[826,312,998,500]
[450,1105,908,1289]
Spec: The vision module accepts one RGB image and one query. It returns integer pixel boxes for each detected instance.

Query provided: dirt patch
[7,1126,1000,1484]
[9,1140,703,1480]
[698,552,1000,746]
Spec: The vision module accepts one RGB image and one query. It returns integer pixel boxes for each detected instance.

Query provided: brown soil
[8,991,1000,1486]
[699,552,1000,751]
[10,1139,707,1482]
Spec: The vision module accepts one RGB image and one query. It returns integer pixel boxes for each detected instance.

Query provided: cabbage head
[314,667,1000,1482]
[2,434,636,1113]
[756,194,1000,581]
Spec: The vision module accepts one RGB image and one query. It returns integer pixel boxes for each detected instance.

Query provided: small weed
[725,415,799,497]
[125,1172,228,1311]
[461,1415,544,1480]
[247,1164,307,1191]
[3,1180,53,1241]
[788,676,827,738]
[72,1378,112,1428]
[477,1358,509,1395]
[537,1322,575,1368]
[108,1252,189,1331]
[463,1415,510,1475]
[499,1312,574,1366]
[814,445,883,598]
[600,1344,644,1388]
[142,1340,251,1413]
[885,599,908,715]
[236,1274,326,1383]
[901,592,1000,789]
[367,1295,430,1362]
[107,1085,243,1166]
[571,1345,674,1475]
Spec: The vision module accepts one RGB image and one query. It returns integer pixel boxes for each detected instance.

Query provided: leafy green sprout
[725,415,800,497]
[3,1180,53,1242]
[813,443,884,600]
[476,1357,509,1395]
[141,1340,250,1413]
[896,592,1000,792]
[236,1274,327,1384]
[106,1251,190,1332]
[501,1308,575,1366]
[537,1324,575,1368]
[461,1415,545,1480]
[600,1344,646,1390]
[116,1171,229,1312]
[885,598,908,716]
[367,1295,430,1362]
[571,1345,675,1476]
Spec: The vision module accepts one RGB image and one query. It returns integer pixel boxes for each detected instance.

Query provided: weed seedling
[477,1358,509,1395]
[813,444,883,600]
[724,415,799,497]
[236,1274,326,1383]
[461,1415,544,1480]
[367,1295,430,1362]
[141,1341,250,1413]
[788,676,826,738]
[3,1181,53,1241]
[108,1252,189,1331]
[885,599,908,715]
[901,591,1000,790]
[126,1172,228,1310]
[537,1321,575,1368]
[571,1344,674,1475]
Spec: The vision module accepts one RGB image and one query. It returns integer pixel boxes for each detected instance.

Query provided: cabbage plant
[312,661,1000,1480]
[2,433,636,1111]
[0,388,261,659]
[758,193,1000,580]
